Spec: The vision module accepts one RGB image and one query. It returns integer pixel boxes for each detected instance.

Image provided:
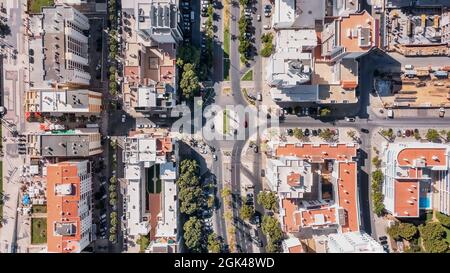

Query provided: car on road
[244,120,248,128]
[213,154,217,161]
[253,214,261,227]
[304,129,310,136]
[304,108,309,116]
[263,24,271,30]
[396,130,402,137]
[379,236,388,241]
[360,128,369,133]
[345,117,355,122]
[121,114,126,123]
[312,129,318,136]
[257,92,262,101]
[286,129,293,136]
[439,107,445,118]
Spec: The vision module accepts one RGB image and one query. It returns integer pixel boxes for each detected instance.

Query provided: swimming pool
[419,197,431,209]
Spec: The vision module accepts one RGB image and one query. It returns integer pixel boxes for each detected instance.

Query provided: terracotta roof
[288,245,304,253]
[394,180,419,217]
[397,148,447,167]
[149,193,161,241]
[337,162,359,232]
[338,11,375,52]
[46,162,82,253]
[282,198,300,233]
[287,172,301,187]
[275,143,356,160]
[300,207,337,227]
[341,80,358,89]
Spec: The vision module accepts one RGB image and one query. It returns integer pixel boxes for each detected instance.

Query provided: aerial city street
[1,0,450,254]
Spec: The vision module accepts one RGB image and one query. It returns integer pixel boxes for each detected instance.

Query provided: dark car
[312,129,318,136]
[379,236,388,241]
[360,128,369,133]
[304,129,310,136]
[287,129,293,136]
[253,146,258,153]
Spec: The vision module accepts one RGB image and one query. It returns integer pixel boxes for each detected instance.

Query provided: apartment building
[267,0,376,105]
[27,128,102,157]
[314,231,384,253]
[121,0,180,117]
[30,5,91,87]
[382,143,450,217]
[25,88,102,115]
[266,143,360,237]
[46,160,93,253]
[123,130,180,252]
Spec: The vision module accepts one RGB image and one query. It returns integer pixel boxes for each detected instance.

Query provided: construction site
[385,6,450,56]
[375,65,450,108]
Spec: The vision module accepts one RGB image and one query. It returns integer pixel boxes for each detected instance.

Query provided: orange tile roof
[338,11,375,52]
[288,245,304,253]
[397,148,447,167]
[341,80,358,89]
[287,172,301,187]
[337,162,359,232]
[282,198,300,233]
[148,193,161,241]
[299,207,337,227]
[276,143,356,160]
[47,162,82,253]
[394,180,419,217]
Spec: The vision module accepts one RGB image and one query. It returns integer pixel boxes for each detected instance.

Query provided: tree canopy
[183,216,203,253]
[436,212,450,228]
[262,215,283,244]
[207,233,222,253]
[180,63,200,100]
[239,204,254,221]
[257,191,278,212]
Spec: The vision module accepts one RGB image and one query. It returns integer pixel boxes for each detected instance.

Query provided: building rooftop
[26,89,102,113]
[326,231,384,253]
[275,143,357,161]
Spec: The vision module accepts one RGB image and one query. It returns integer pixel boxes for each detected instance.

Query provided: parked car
[213,154,217,161]
[257,14,261,21]
[286,129,293,136]
[345,117,356,122]
[379,236,388,241]
[439,107,445,118]
[263,24,271,30]
[304,129,310,136]
[312,129,318,136]
[121,114,126,123]
[360,128,369,133]
[253,145,258,153]
[257,92,262,101]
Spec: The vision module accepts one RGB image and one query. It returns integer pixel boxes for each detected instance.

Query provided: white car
[121,114,126,123]
[213,154,217,161]
[263,24,271,30]
[345,117,356,122]
[257,15,261,21]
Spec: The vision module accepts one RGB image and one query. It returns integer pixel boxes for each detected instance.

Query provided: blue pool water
[419,197,431,209]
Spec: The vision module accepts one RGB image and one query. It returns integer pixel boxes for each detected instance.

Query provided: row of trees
[260,33,273,57]
[425,129,450,143]
[371,169,385,216]
[261,215,283,252]
[419,222,449,253]
[108,139,119,242]
[238,12,251,63]
[177,45,201,100]
[107,0,119,97]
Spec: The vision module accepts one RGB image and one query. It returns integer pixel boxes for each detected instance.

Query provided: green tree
[423,238,448,253]
[176,44,200,68]
[265,239,279,253]
[180,63,200,100]
[178,186,202,215]
[372,156,382,169]
[180,160,200,176]
[260,44,273,57]
[109,176,117,184]
[240,204,254,221]
[109,234,116,242]
[136,235,150,252]
[320,107,331,117]
[398,223,418,241]
[426,129,440,142]
[319,128,334,142]
[414,131,421,140]
[447,131,450,142]
[257,191,278,212]
[436,212,450,228]
[183,216,203,253]
[347,130,356,139]
[207,233,222,253]
[372,170,383,183]
[386,223,401,241]
[292,128,304,140]
[261,216,283,243]
[221,187,232,199]
[419,222,446,242]
[207,195,215,209]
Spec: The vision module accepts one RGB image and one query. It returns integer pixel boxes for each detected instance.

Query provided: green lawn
[28,0,54,13]
[443,226,450,244]
[425,211,433,223]
[224,26,230,57]
[241,70,253,81]
[31,205,47,214]
[223,109,229,135]
[31,218,47,244]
